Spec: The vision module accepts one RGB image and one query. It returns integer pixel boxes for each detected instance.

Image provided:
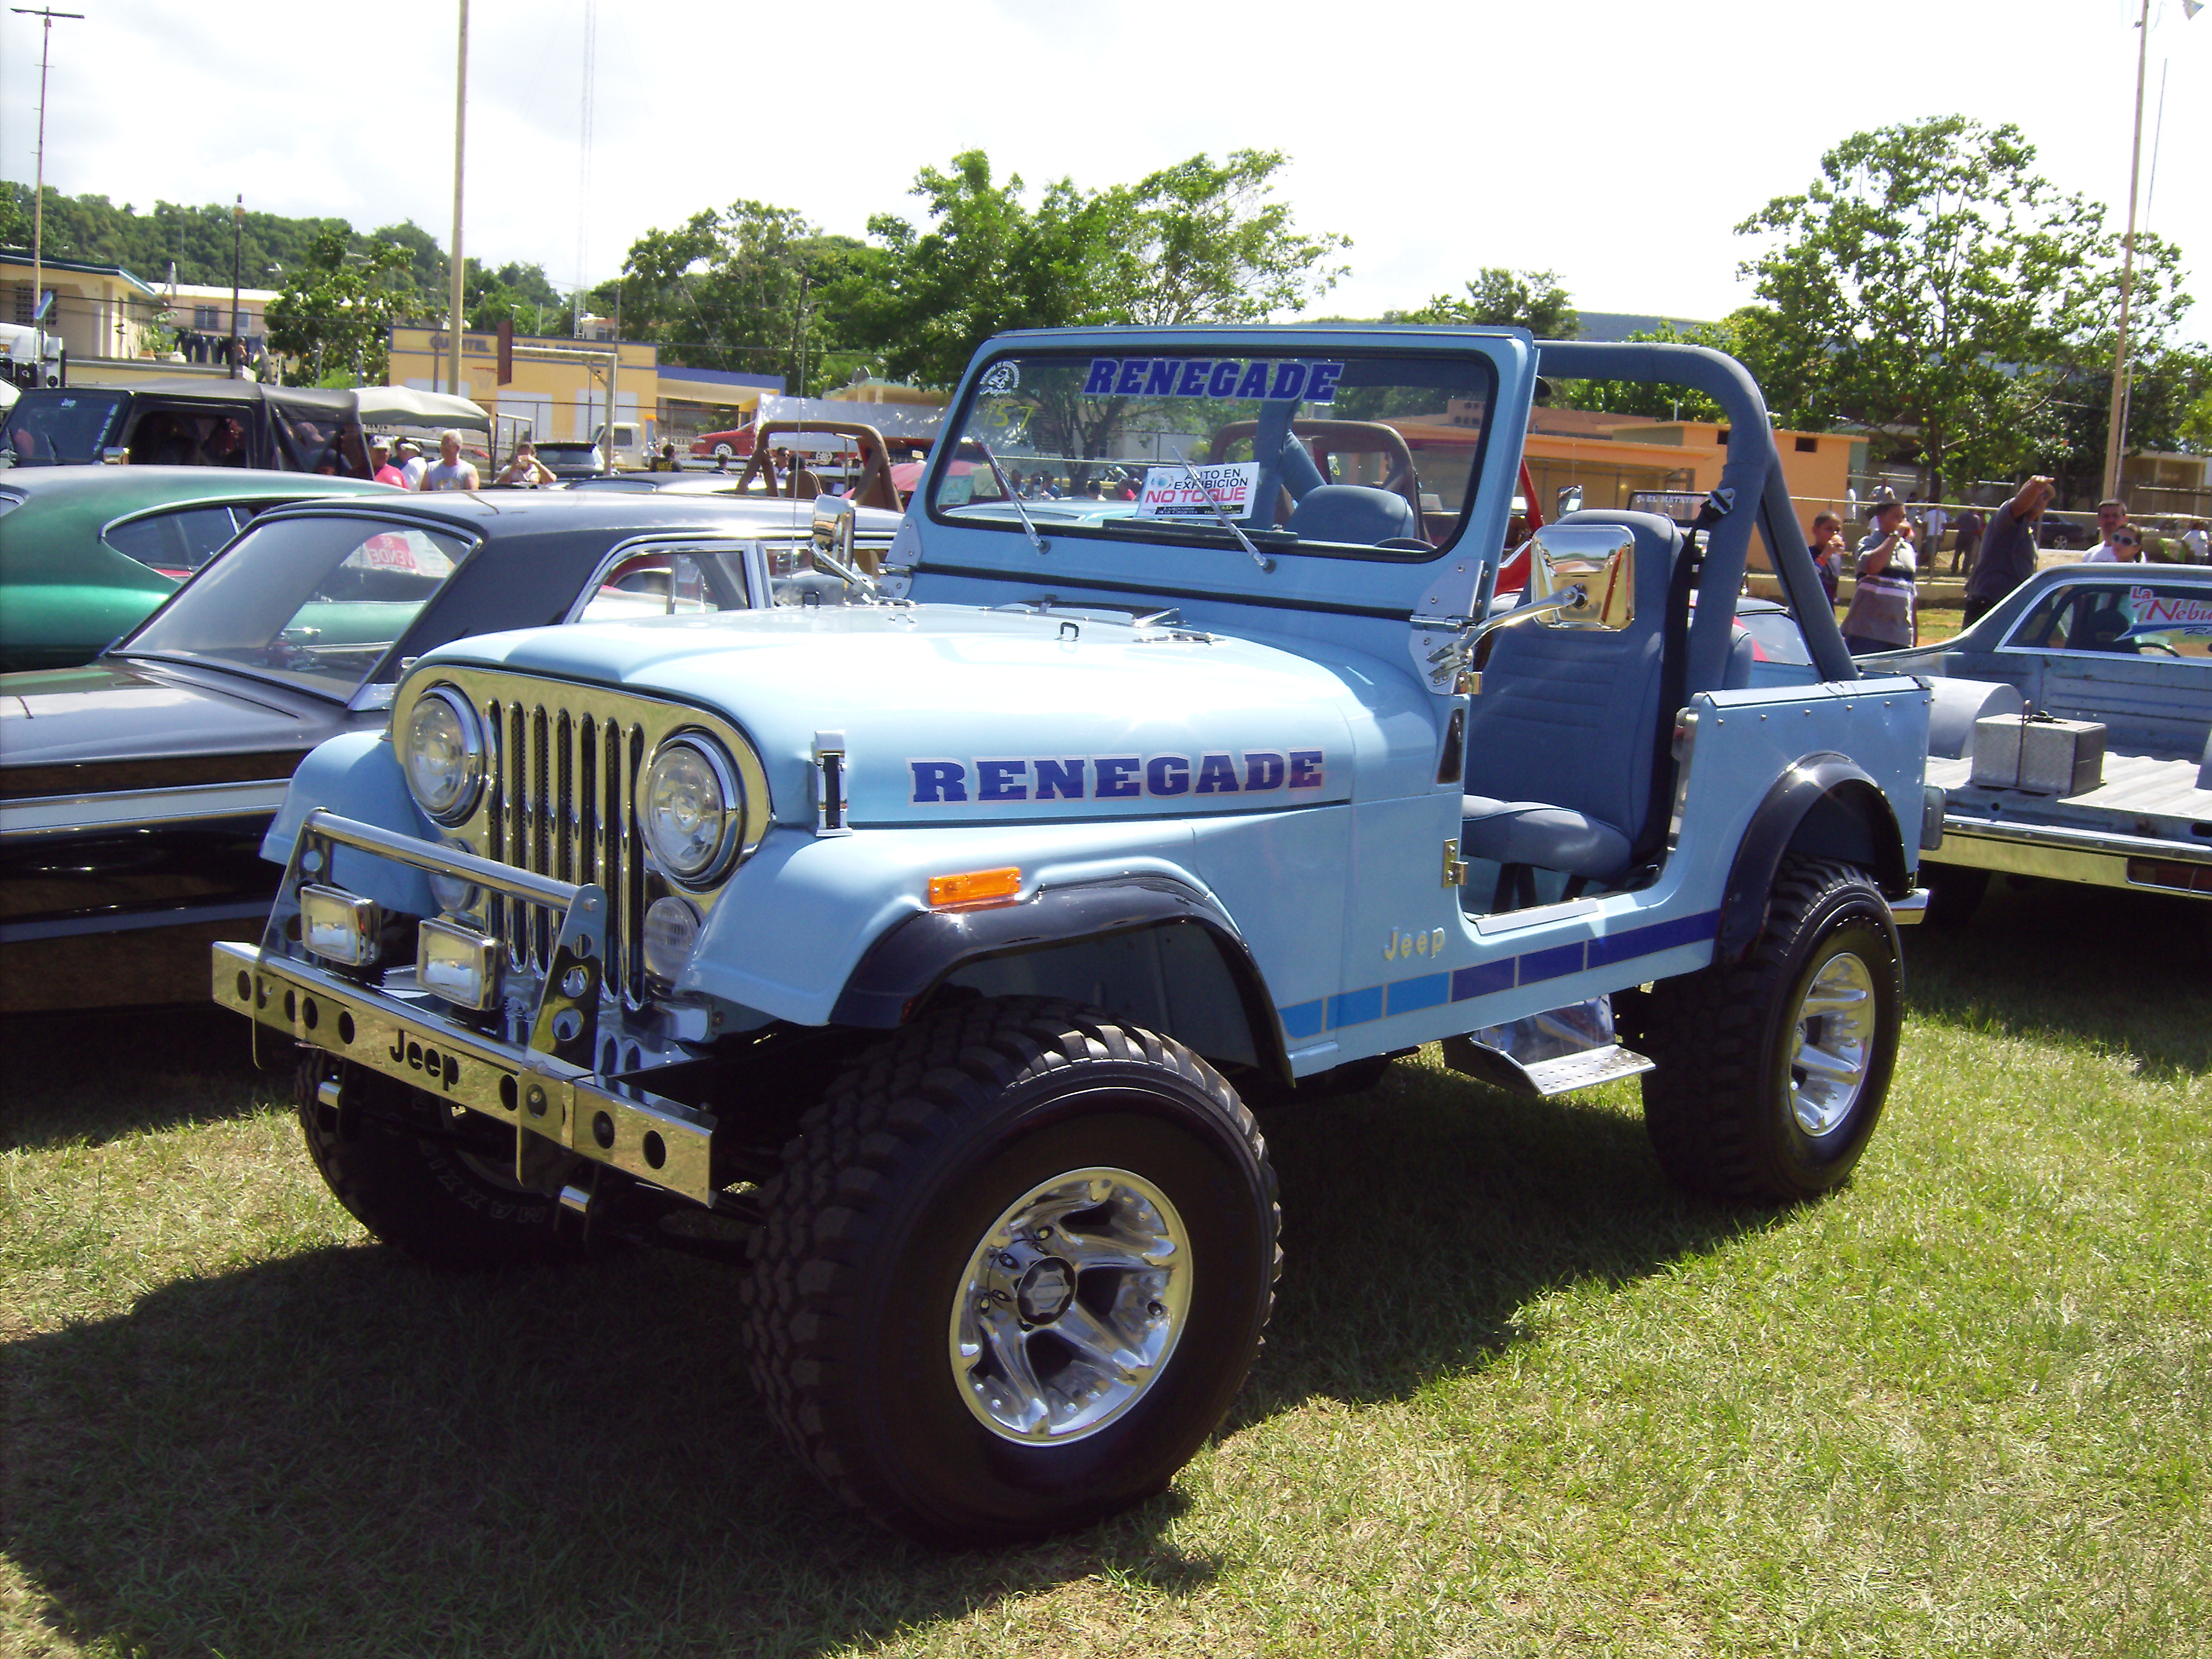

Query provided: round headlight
[403,686,484,825]
[643,736,741,885]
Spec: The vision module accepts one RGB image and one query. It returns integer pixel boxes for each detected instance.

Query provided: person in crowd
[130,412,197,466]
[495,440,556,488]
[422,430,480,492]
[1950,506,1985,575]
[394,440,428,490]
[1840,497,1919,654]
[648,441,680,473]
[2183,520,2210,564]
[2087,528,2144,563]
[2085,498,2131,560]
[1922,497,1948,561]
[1808,511,1846,603]
[1961,475,2057,626]
[369,437,409,488]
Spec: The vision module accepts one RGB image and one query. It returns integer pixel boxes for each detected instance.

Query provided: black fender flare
[829,875,1292,1086]
[1717,753,1909,960]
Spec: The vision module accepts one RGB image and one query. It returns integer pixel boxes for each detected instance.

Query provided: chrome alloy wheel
[1788,951,1877,1136]
[950,1167,1191,1444]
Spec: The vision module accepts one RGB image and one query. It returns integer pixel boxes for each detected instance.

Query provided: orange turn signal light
[927,867,1023,909]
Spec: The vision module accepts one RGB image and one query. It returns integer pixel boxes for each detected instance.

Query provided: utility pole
[12,7,84,371]
[2102,0,2151,503]
[446,0,468,394]
[603,281,620,468]
[228,196,243,377]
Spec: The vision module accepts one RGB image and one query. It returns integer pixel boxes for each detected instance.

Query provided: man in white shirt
[1922,500,1948,561]
[2183,521,2209,565]
[2083,498,2131,561]
[394,440,428,491]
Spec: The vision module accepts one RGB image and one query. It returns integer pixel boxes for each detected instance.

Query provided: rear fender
[1718,754,1908,959]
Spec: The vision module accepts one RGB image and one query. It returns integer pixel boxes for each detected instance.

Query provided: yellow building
[2,249,173,369]
[386,325,789,448]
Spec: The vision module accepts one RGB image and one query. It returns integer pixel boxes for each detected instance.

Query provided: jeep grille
[395,669,774,1012]
[489,697,651,1005]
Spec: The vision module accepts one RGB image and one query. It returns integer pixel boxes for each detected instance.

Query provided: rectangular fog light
[300,883,380,967]
[418,917,500,1010]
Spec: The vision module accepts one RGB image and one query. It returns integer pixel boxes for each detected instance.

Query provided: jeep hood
[425,605,1373,825]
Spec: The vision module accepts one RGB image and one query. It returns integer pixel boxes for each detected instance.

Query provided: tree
[830,149,1351,390]
[265,226,415,385]
[616,201,865,393]
[828,153,1121,391]
[1398,268,1578,338]
[1734,116,2194,496]
[1097,150,1349,327]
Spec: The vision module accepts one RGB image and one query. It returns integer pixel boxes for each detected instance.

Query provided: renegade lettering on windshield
[1080,359,1344,402]
[909,751,1327,805]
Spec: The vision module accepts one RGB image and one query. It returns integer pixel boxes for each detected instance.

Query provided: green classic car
[0,465,394,672]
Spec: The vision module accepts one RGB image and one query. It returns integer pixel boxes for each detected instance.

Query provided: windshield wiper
[1168,447,1273,574]
[974,441,1050,557]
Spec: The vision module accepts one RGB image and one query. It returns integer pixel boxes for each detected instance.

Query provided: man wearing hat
[370,437,408,489]
[394,439,428,491]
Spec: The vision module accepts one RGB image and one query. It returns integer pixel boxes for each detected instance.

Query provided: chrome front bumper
[212,808,720,1205]
[214,940,719,1202]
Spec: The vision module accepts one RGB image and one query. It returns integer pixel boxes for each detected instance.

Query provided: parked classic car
[689,423,756,461]
[215,327,1938,1543]
[0,490,900,1013]
[1861,561,2212,923]
[0,464,394,672]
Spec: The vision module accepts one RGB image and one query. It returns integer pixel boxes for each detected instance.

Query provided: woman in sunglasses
[2085,530,2144,563]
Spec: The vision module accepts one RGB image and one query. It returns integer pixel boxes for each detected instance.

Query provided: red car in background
[689,424,756,462]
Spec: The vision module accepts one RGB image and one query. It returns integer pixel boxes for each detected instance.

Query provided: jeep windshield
[930,347,1496,558]
[122,514,471,698]
[5,390,127,466]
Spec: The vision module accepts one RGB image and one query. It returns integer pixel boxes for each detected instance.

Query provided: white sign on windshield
[1134,461,1261,521]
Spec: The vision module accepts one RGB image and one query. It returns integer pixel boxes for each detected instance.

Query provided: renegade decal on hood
[910,750,1327,805]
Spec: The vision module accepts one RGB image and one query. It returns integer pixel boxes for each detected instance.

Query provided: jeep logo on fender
[389,1030,463,1091]
[909,751,1326,805]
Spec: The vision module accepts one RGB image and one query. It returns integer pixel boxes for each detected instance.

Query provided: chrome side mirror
[810,492,856,566]
[1529,524,1635,631]
[806,493,877,600]
[1555,484,1584,517]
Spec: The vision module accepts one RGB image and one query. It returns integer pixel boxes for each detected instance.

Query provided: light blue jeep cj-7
[215,328,1937,1543]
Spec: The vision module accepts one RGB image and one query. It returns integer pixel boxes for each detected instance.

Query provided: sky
[3,0,2207,338]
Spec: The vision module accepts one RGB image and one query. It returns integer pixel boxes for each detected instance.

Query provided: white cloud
[4,0,2204,335]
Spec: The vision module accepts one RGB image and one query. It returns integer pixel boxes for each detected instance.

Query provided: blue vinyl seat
[1287,484,1421,546]
[1460,511,1683,901]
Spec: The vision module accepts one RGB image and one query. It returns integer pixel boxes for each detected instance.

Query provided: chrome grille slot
[484,694,651,1008]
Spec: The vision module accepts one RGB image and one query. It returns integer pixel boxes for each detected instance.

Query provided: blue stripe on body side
[1282,909,1721,1034]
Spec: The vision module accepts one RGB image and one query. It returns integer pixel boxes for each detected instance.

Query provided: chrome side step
[1441,996,1655,1099]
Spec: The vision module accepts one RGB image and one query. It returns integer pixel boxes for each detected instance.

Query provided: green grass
[4,880,2207,1658]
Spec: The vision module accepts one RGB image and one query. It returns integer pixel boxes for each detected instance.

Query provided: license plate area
[215,940,717,1205]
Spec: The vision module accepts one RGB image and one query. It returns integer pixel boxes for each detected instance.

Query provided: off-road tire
[295,1053,582,1270]
[740,997,1279,1544]
[1638,856,1902,1204]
